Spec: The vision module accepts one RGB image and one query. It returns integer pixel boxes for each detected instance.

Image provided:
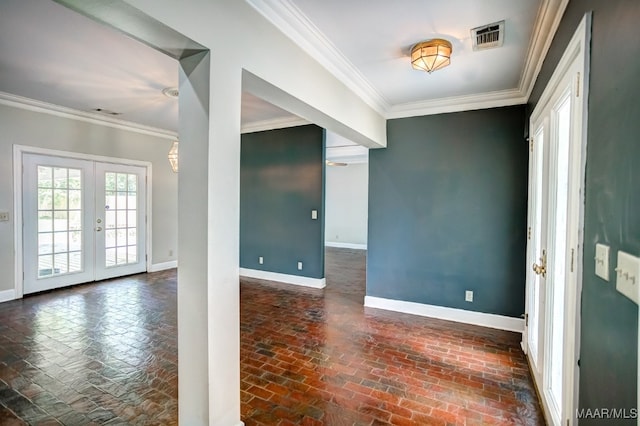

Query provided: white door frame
[523,12,591,426]
[13,144,153,298]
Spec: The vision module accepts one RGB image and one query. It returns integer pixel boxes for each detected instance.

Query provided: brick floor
[0,247,543,425]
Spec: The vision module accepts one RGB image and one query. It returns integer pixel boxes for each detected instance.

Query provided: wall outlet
[259,256,264,265]
[0,211,8,222]
[311,210,318,220]
[465,290,473,302]
[297,261,303,270]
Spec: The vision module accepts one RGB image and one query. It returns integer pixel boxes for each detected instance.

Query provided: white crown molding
[387,89,528,119]
[245,0,390,115]
[246,0,569,119]
[241,115,309,134]
[0,91,178,140]
[364,296,524,333]
[240,268,326,289]
[519,0,571,100]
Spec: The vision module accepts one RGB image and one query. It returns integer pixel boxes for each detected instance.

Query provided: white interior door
[23,154,147,294]
[525,48,585,426]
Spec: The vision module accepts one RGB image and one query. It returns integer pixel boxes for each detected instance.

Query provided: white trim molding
[0,289,16,303]
[0,91,177,140]
[149,261,178,272]
[240,268,326,289]
[241,116,310,134]
[364,296,524,333]
[325,242,367,250]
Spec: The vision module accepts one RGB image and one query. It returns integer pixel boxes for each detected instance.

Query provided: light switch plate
[616,251,639,305]
[311,210,318,220]
[297,261,303,271]
[0,211,8,222]
[595,243,610,281]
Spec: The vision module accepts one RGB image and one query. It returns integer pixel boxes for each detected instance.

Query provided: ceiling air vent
[471,20,505,51]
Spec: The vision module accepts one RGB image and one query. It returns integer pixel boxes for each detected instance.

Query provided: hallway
[0,248,542,424]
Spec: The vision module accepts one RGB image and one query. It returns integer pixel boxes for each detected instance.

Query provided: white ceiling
[0,0,563,141]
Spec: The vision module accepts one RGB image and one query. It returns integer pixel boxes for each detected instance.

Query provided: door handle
[95,227,103,232]
[532,249,547,278]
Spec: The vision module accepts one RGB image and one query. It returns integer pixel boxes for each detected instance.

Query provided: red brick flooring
[0,247,543,425]
[240,248,543,425]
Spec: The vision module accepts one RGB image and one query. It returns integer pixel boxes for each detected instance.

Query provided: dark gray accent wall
[367,106,528,317]
[240,125,325,279]
[529,2,640,420]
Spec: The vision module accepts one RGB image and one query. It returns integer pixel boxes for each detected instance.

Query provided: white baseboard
[0,289,17,303]
[149,260,177,272]
[325,242,367,250]
[240,268,326,289]
[364,296,524,333]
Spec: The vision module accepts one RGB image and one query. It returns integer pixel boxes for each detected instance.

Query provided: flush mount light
[168,140,179,173]
[326,160,348,167]
[162,87,179,99]
[410,39,453,73]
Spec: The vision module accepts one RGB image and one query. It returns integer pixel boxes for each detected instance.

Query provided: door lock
[95,226,103,232]
[96,218,102,224]
[532,249,547,278]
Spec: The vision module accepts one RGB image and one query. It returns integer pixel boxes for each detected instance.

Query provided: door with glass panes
[23,154,147,294]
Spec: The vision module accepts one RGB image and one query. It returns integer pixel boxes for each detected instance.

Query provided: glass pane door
[94,163,146,281]
[23,154,95,294]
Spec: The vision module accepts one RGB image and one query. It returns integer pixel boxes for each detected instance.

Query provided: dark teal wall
[240,125,325,279]
[529,1,640,421]
[367,106,528,317]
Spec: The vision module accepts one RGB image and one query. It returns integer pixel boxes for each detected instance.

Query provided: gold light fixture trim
[411,39,453,73]
[168,140,179,173]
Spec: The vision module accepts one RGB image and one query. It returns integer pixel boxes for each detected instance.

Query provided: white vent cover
[471,20,505,51]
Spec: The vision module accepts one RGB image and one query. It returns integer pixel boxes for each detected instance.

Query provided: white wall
[325,162,368,247]
[0,103,178,292]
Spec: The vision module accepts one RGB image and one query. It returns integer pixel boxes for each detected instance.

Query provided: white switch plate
[297,261,303,270]
[311,210,318,220]
[465,290,473,302]
[259,256,264,265]
[0,211,8,222]
[595,243,610,281]
[616,251,639,305]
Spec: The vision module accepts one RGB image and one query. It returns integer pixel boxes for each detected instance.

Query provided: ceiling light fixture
[162,87,179,99]
[410,39,453,73]
[326,160,348,167]
[168,140,179,173]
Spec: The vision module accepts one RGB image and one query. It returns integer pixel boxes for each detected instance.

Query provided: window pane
[69,252,82,272]
[68,169,81,189]
[127,211,136,228]
[38,166,53,188]
[127,228,137,246]
[53,189,68,210]
[105,248,116,267]
[69,231,82,251]
[54,253,68,274]
[105,210,116,229]
[105,230,116,248]
[38,233,53,255]
[53,168,68,189]
[68,211,82,231]
[38,212,53,232]
[117,192,127,209]
[105,191,116,211]
[117,229,127,247]
[127,194,137,210]
[116,246,127,265]
[128,174,137,191]
[105,172,116,191]
[68,190,81,210]
[53,211,68,231]
[128,246,137,263]
[53,231,68,253]
[38,255,53,277]
[117,210,127,228]
[117,174,127,191]
[38,189,53,210]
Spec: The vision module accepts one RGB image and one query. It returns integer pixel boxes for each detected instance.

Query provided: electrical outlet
[0,211,9,222]
[595,243,609,281]
[297,261,303,270]
[311,210,318,220]
[259,256,264,265]
[465,290,473,302]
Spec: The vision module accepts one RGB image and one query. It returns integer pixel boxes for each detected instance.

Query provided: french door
[524,16,588,426]
[23,154,147,294]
